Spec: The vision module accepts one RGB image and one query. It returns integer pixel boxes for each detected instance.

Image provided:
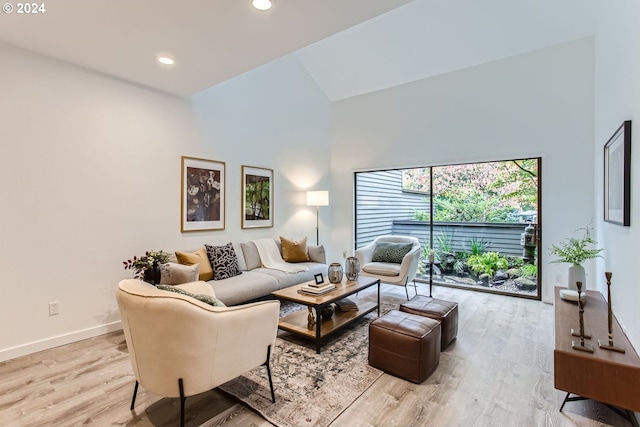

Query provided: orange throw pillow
[280,237,311,263]
[175,248,213,281]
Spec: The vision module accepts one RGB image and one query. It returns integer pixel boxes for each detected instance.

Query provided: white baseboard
[0,321,122,363]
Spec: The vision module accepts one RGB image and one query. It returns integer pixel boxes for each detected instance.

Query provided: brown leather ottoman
[400,296,458,350]
[368,309,441,383]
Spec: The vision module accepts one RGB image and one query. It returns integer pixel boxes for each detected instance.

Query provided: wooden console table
[554,286,640,425]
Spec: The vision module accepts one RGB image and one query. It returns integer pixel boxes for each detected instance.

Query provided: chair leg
[405,283,410,300]
[179,378,186,427]
[130,380,139,410]
[263,345,276,403]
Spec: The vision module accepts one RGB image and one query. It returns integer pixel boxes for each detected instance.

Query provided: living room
[0,0,638,425]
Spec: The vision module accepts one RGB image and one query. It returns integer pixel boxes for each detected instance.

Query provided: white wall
[190,55,332,241]
[0,44,330,361]
[329,38,595,304]
[594,0,640,351]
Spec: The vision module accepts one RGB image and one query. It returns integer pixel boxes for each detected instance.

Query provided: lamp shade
[306,190,329,206]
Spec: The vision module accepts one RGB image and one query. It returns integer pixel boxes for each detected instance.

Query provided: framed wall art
[181,156,225,232]
[604,120,631,226]
[242,165,273,229]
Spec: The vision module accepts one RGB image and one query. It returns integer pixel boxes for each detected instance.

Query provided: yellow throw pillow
[281,236,310,263]
[175,248,213,281]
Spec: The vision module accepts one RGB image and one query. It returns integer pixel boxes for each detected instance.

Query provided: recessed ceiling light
[156,56,175,66]
[252,0,272,11]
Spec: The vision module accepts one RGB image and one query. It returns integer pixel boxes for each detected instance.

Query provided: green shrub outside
[467,252,508,277]
[520,264,537,278]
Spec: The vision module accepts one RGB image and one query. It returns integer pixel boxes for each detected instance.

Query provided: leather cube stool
[400,296,458,350]
[369,309,441,383]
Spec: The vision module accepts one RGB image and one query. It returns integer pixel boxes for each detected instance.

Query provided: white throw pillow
[160,262,200,285]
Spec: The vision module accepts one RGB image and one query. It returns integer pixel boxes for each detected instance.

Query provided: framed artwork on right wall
[604,120,631,226]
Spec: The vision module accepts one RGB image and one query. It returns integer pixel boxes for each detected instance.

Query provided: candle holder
[572,281,594,353]
[570,281,591,339]
[598,272,625,353]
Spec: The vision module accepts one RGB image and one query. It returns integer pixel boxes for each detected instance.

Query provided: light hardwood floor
[0,284,634,427]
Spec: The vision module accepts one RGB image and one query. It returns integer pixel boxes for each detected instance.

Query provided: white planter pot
[568,264,586,291]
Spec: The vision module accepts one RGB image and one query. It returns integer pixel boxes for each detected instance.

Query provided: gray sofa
[170,239,328,306]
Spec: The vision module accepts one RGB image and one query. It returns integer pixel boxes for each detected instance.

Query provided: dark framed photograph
[314,273,324,285]
[181,156,225,232]
[242,165,273,229]
[604,120,632,226]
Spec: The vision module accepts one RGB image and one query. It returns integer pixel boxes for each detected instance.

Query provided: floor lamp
[306,190,329,245]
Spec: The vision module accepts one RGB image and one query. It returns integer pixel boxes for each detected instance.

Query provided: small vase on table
[328,263,343,284]
[345,257,360,281]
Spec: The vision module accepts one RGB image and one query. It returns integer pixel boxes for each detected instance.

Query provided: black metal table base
[560,392,639,427]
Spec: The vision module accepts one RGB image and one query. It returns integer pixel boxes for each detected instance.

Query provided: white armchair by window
[116,279,280,427]
[355,235,421,299]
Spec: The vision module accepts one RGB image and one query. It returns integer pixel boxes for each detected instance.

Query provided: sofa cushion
[160,262,200,285]
[253,262,328,289]
[156,284,226,307]
[209,271,279,306]
[280,236,310,262]
[241,241,262,270]
[233,242,247,271]
[205,242,242,281]
[372,242,413,264]
[363,262,401,277]
[175,248,213,281]
[308,245,326,264]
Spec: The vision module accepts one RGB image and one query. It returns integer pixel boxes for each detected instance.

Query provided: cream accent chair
[355,235,421,300]
[116,279,280,427]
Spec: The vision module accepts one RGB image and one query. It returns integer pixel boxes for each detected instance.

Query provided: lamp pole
[315,205,320,246]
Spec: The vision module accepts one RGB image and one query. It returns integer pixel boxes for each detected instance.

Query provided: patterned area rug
[219,292,403,427]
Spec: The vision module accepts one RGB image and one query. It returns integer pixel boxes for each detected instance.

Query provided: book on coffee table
[307,281,333,289]
[335,298,358,311]
[298,284,337,296]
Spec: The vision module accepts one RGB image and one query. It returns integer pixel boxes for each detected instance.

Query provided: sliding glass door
[355,158,541,300]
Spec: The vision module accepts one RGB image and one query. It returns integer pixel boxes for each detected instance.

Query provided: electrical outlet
[555,274,562,284]
[342,250,348,258]
[49,301,59,316]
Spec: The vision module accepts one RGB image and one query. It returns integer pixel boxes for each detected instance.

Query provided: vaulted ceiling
[0,0,597,100]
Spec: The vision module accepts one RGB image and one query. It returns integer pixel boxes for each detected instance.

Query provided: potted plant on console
[123,250,170,285]
[550,226,603,302]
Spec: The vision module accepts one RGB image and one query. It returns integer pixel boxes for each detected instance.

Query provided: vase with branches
[123,250,170,285]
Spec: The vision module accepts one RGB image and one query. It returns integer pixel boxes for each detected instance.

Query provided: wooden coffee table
[271,276,380,353]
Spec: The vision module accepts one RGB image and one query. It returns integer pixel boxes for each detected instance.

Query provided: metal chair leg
[179,378,186,427]
[263,345,276,403]
[130,380,139,410]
